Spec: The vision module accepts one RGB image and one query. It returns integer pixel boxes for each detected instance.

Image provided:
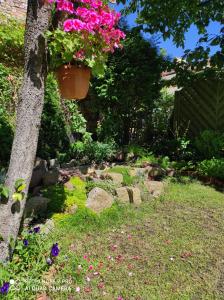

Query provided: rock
[129,168,148,178]
[32,186,43,196]
[42,219,55,234]
[97,162,110,170]
[101,172,123,185]
[115,151,125,162]
[78,165,95,175]
[43,169,59,186]
[137,183,153,202]
[65,204,78,214]
[167,168,175,177]
[61,159,77,169]
[144,180,165,198]
[116,187,130,204]
[30,219,55,235]
[30,158,48,189]
[127,187,142,205]
[148,166,166,179]
[24,196,51,218]
[95,169,103,177]
[49,159,60,169]
[86,187,114,213]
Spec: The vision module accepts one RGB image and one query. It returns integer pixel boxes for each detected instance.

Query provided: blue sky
[115,5,221,58]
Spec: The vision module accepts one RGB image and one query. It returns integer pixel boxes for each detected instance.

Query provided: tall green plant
[90,27,163,146]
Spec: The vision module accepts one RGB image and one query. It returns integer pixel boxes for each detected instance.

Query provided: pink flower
[98,282,105,289]
[63,19,86,32]
[100,10,115,28]
[74,49,85,60]
[111,244,118,251]
[89,265,94,270]
[63,19,74,32]
[91,0,103,9]
[117,297,124,300]
[57,0,75,14]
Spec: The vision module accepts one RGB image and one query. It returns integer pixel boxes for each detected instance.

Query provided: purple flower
[33,227,40,233]
[28,230,33,234]
[23,239,29,247]
[51,243,60,257]
[0,282,10,294]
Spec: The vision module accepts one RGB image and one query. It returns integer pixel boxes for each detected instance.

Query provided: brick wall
[0,0,27,20]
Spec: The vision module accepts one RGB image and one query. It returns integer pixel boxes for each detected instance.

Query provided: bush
[37,74,70,160]
[86,180,118,195]
[125,145,149,160]
[152,87,174,135]
[70,138,117,163]
[195,130,224,159]
[198,158,224,180]
[0,14,24,67]
[0,63,21,165]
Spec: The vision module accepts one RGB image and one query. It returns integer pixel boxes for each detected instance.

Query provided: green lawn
[3,178,224,299]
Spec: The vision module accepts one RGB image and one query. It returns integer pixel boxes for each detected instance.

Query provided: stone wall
[0,0,27,20]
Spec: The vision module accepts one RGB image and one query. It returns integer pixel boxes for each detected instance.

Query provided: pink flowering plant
[47,0,125,75]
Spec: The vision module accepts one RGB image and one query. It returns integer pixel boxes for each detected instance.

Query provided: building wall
[0,0,27,20]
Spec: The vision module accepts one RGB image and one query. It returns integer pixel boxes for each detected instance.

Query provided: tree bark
[0,0,51,262]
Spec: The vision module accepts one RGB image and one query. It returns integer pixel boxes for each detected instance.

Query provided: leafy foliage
[70,139,117,163]
[123,0,224,70]
[37,74,70,159]
[198,158,224,180]
[0,63,20,165]
[90,27,163,146]
[195,130,224,159]
[152,87,174,135]
[0,14,24,67]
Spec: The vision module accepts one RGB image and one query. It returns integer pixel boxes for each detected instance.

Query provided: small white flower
[121,231,124,234]
[86,276,91,282]
[76,286,80,292]
[128,272,133,277]
[78,264,82,270]
[9,279,15,285]
[93,272,99,276]
[170,256,174,261]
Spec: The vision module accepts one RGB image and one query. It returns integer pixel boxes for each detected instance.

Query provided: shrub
[152,87,174,135]
[125,145,149,160]
[135,153,158,166]
[198,158,224,180]
[195,130,224,159]
[0,14,24,67]
[70,139,117,163]
[37,74,70,160]
[0,63,21,165]
[86,180,118,195]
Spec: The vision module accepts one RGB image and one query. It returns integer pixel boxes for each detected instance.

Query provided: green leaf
[15,178,26,191]
[12,192,23,201]
[0,186,9,199]
[17,184,26,192]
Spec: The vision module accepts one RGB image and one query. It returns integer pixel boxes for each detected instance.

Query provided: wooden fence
[173,79,224,137]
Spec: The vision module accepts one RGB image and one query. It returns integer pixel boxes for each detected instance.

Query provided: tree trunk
[0,0,51,262]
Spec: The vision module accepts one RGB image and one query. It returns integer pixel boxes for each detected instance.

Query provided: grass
[107,166,135,185]
[2,178,224,299]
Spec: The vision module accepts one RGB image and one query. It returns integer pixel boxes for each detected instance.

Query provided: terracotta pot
[56,65,91,100]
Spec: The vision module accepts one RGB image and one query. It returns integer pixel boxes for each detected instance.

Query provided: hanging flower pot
[56,64,91,100]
